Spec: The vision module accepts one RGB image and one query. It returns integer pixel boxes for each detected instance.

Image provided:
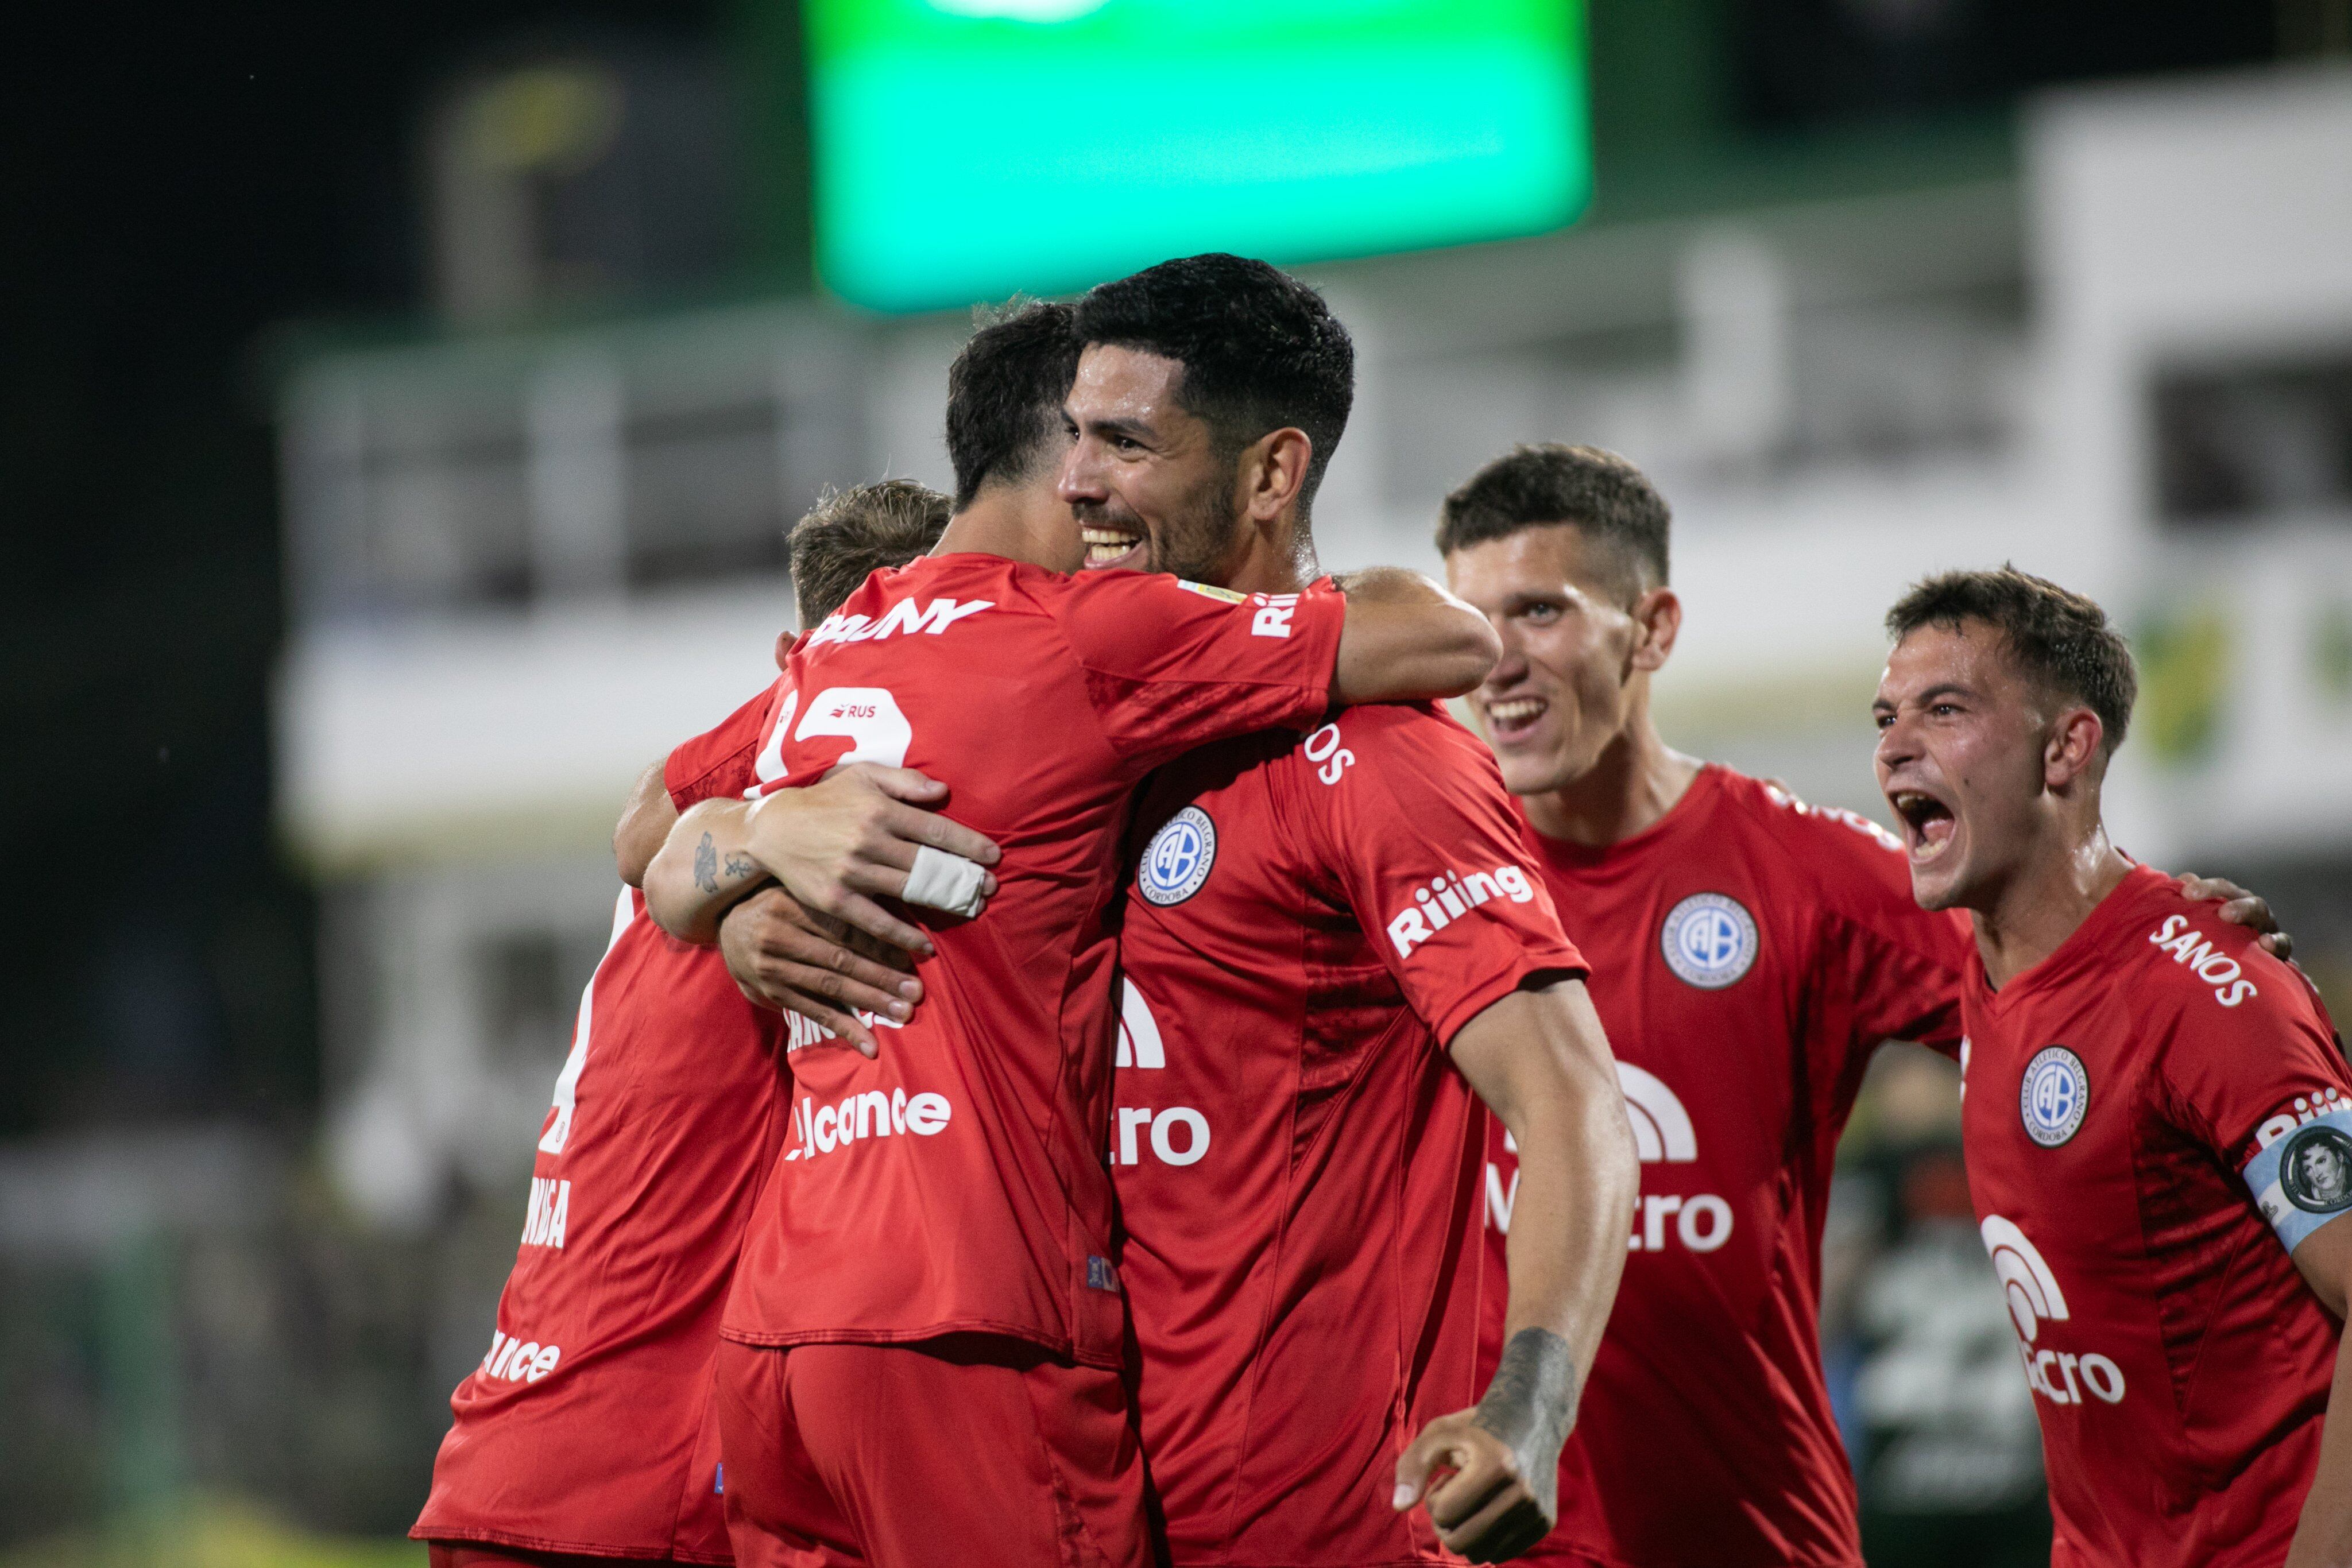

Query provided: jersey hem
[412,1524,731,1564]
[1521,1548,1864,1568]
[718,1319,1121,1370]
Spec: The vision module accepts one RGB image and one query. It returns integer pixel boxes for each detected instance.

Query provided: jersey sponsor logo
[1110,980,1212,1169]
[2146,913,2260,1008]
[1386,864,1537,959]
[2018,1046,2090,1148]
[804,596,993,648]
[1659,893,1758,989]
[783,1085,953,1160]
[1301,721,1354,785]
[478,1328,562,1386]
[2247,1094,2352,1250]
[1980,1215,2126,1407]
[1488,1065,1731,1253]
[1139,807,1216,907]
[520,1176,570,1249]
[1250,591,1300,638]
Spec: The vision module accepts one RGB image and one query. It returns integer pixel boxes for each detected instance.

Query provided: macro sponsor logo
[479,1329,561,1385]
[1981,1214,2125,1407]
[806,596,993,648]
[1110,979,1211,1168]
[2147,913,2259,1008]
[1488,1063,1731,1253]
[1386,864,1537,959]
[519,1177,569,1250]
[784,1085,952,1160]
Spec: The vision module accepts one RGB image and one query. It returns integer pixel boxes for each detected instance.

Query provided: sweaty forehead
[1069,344,1187,423]
[1882,620,2032,701]
[1448,522,1638,606]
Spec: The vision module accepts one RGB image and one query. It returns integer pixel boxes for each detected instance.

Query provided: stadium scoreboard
[806,0,1591,313]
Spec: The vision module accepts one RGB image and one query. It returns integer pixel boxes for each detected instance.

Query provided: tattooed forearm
[1473,1326,1576,1459]
[724,851,757,882]
[693,833,719,894]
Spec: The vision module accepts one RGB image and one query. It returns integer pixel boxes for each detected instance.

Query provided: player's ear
[2044,704,2105,791]
[1241,428,1311,525]
[1629,587,1681,673]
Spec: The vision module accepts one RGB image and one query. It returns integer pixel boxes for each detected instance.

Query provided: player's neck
[937,487,1076,571]
[1522,699,1703,849]
[1211,514,1316,597]
[1970,818,2134,990]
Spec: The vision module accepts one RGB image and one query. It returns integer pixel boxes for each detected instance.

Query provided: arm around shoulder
[1330,568,1499,704]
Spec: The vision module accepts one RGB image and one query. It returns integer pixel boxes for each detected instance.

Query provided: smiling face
[1445,524,1658,797]
[1872,621,2068,912]
[1057,344,1242,583]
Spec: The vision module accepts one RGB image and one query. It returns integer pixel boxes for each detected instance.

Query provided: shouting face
[1058,344,1240,584]
[1445,524,1659,798]
[1872,621,2061,912]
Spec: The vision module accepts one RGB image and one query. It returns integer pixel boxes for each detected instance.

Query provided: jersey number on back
[794,687,912,768]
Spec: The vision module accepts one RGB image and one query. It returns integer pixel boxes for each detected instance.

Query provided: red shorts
[715,1336,1152,1568]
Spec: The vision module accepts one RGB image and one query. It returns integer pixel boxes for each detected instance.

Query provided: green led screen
[806,0,1589,313]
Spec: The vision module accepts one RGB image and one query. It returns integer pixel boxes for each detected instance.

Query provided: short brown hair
[1885,566,2138,753]
[1435,444,1670,601]
[789,479,951,627]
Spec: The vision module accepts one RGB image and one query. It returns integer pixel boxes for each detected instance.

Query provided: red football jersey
[1481,766,1975,1567]
[1112,702,1586,1566]
[721,555,1346,1369]
[415,680,796,1563]
[1960,862,2349,1568]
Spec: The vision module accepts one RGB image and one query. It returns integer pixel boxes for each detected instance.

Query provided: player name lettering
[805,595,994,648]
[519,1176,569,1249]
[2146,914,2259,1008]
[479,1329,561,1385]
[1386,863,1538,959]
[784,1086,952,1160]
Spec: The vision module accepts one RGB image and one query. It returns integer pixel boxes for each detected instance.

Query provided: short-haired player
[1441,446,2287,1568]
[1875,567,2350,1567]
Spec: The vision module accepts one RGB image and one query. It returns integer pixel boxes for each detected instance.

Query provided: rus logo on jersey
[1385,863,1537,959]
[1980,1215,2126,1407]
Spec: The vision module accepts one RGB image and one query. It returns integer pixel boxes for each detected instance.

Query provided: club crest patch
[1139,807,1216,907]
[1659,893,1759,989]
[2020,1046,2090,1148]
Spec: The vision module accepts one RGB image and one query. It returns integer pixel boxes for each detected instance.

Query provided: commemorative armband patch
[2243,1092,2352,1251]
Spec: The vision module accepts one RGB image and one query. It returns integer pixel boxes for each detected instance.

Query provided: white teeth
[1487,698,1547,725]
[1081,527,1139,546]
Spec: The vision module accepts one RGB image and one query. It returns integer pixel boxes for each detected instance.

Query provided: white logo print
[1488,1064,1731,1253]
[1109,980,1210,1169]
[1660,893,1758,989]
[2019,1046,2090,1148]
[1980,1215,2125,1406]
[479,1328,561,1385]
[1139,807,1216,907]
[1386,864,1537,959]
[783,1085,953,1161]
[805,596,993,647]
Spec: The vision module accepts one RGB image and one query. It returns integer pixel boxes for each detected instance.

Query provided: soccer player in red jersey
[643,279,1503,1568]
[1873,568,2352,1568]
[1062,260,1638,1566]
[1440,446,2289,1568]
[413,482,964,1568]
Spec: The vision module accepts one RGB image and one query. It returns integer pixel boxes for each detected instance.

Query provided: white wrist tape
[903,845,988,919]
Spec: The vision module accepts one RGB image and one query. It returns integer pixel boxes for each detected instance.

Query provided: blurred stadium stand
[5,2,2350,1559]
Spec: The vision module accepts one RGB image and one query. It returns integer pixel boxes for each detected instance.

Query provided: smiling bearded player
[1874,567,2352,1568]
[1442,446,2292,1568]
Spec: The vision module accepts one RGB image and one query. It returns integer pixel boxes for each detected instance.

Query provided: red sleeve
[662,679,788,810]
[1049,573,1345,766]
[2153,928,2352,1168]
[1778,793,1975,1059]
[1298,704,1587,1046]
